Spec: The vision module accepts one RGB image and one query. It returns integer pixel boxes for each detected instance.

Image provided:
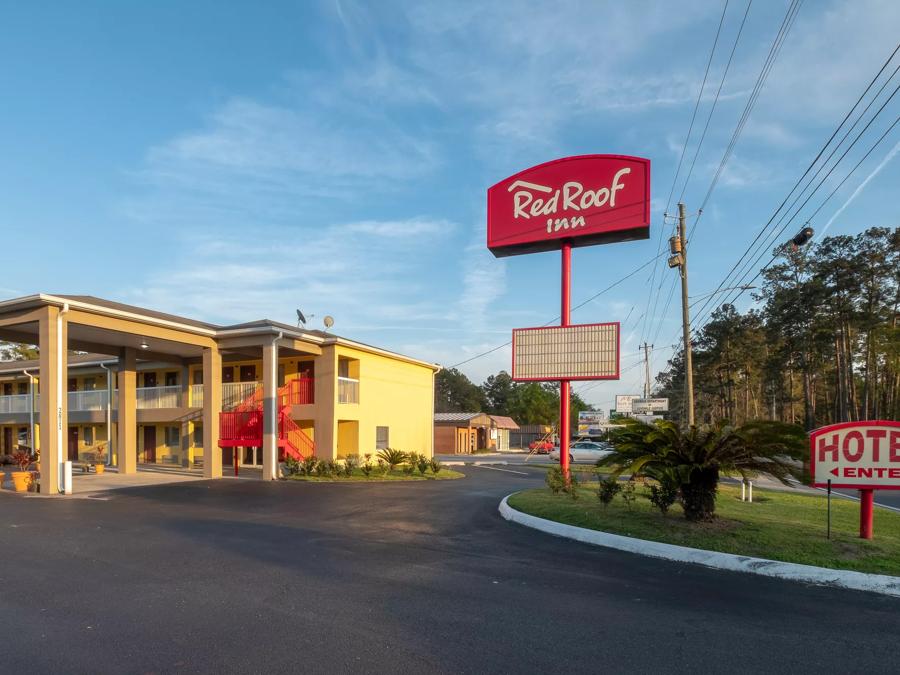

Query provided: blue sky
[1,0,898,412]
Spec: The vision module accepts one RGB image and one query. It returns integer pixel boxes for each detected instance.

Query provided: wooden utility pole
[641,342,653,399]
[668,203,695,426]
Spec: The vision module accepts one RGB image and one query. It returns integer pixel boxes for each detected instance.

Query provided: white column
[262,340,279,480]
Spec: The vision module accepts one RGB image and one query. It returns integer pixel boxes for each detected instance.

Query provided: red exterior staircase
[219,378,315,461]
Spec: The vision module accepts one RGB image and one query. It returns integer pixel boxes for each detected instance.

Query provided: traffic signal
[791,226,814,247]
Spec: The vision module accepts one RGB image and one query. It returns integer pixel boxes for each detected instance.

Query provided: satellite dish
[296,309,306,326]
[323,315,334,330]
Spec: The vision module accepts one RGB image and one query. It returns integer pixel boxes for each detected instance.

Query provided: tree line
[435,368,593,427]
[655,227,899,429]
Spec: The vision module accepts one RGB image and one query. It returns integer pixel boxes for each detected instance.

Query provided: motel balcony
[0,377,320,416]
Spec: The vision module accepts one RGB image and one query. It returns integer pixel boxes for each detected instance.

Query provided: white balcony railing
[68,390,110,411]
[222,381,260,410]
[190,384,204,408]
[0,394,36,414]
[136,385,181,409]
[338,377,359,404]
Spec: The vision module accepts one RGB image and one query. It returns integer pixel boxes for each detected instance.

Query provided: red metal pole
[234,448,239,477]
[860,488,874,539]
[560,242,572,481]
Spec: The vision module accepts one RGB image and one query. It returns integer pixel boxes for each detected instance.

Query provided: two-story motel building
[0,294,438,494]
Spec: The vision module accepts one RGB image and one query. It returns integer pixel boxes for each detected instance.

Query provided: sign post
[809,420,900,540]
[488,155,650,481]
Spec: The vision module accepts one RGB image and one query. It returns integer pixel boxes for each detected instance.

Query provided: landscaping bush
[645,468,680,515]
[545,467,579,499]
[283,457,300,477]
[621,478,637,510]
[318,460,339,477]
[415,454,429,476]
[402,461,416,476]
[342,455,357,478]
[377,448,407,471]
[429,457,442,475]
[597,476,621,506]
[301,456,319,476]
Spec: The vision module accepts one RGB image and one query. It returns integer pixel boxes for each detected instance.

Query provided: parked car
[549,440,614,464]
[529,439,554,454]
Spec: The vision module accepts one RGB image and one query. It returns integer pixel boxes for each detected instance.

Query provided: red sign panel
[810,421,900,490]
[487,154,650,257]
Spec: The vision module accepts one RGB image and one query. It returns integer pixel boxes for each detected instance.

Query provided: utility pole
[641,342,653,399]
[667,202,695,426]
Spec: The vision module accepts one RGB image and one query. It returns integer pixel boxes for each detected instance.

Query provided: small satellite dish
[323,315,334,330]
[296,309,306,326]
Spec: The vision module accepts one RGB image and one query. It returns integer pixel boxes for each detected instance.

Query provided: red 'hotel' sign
[487,154,650,257]
[810,420,900,490]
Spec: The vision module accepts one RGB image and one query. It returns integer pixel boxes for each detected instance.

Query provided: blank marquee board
[512,323,619,382]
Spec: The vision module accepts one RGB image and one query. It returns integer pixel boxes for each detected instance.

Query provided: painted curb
[499,493,900,598]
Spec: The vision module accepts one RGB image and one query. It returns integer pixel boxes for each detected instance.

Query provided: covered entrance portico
[0,294,225,494]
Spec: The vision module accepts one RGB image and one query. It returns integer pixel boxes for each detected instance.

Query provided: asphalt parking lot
[1,467,897,674]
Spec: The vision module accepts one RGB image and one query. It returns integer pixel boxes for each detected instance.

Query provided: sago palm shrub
[600,419,806,521]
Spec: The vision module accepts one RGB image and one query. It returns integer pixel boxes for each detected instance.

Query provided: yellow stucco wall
[327,344,435,459]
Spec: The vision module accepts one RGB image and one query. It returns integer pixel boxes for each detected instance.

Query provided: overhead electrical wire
[687,40,900,333]
[639,0,732,349]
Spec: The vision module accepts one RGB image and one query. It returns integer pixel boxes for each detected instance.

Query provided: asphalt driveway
[0,467,896,674]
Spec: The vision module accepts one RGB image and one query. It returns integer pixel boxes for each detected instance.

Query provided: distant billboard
[631,398,669,414]
[615,395,639,414]
[512,323,619,381]
[577,410,606,436]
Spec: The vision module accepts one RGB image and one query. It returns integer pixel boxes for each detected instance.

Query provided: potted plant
[10,450,33,492]
[94,445,107,475]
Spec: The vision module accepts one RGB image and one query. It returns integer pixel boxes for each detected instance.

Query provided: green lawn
[508,480,900,576]
[286,468,464,482]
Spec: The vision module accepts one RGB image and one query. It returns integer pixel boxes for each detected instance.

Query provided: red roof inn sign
[487,155,650,478]
[487,155,650,257]
[810,420,900,539]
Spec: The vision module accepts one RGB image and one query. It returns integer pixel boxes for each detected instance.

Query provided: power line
[687,0,804,241]
[688,41,900,331]
[677,0,754,205]
[640,0,732,348]
[448,252,665,369]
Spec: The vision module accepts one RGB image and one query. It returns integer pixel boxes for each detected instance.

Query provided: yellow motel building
[0,294,438,494]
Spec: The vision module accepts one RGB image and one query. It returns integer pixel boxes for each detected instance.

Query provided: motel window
[83,377,96,391]
[222,366,234,383]
[17,382,27,395]
[18,428,28,447]
[193,370,203,385]
[68,378,77,392]
[376,426,389,450]
[3,383,12,395]
[165,372,178,387]
[338,360,349,378]
[83,427,94,446]
[193,425,203,447]
[165,427,180,448]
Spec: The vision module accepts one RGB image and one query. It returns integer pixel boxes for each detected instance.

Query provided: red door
[3,427,12,453]
[68,427,79,461]
[142,426,157,463]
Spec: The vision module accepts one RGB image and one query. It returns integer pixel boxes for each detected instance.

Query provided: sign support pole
[560,242,572,482]
[860,488,874,540]
[826,479,832,540]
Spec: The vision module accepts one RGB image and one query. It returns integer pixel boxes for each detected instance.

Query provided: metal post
[748,480,753,503]
[860,488,874,539]
[741,480,745,501]
[100,363,114,467]
[827,479,832,539]
[678,203,695,427]
[559,242,572,481]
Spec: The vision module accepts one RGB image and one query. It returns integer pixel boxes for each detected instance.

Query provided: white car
[549,440,614,464]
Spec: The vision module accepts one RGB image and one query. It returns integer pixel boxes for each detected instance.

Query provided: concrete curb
[499,494,900,598]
